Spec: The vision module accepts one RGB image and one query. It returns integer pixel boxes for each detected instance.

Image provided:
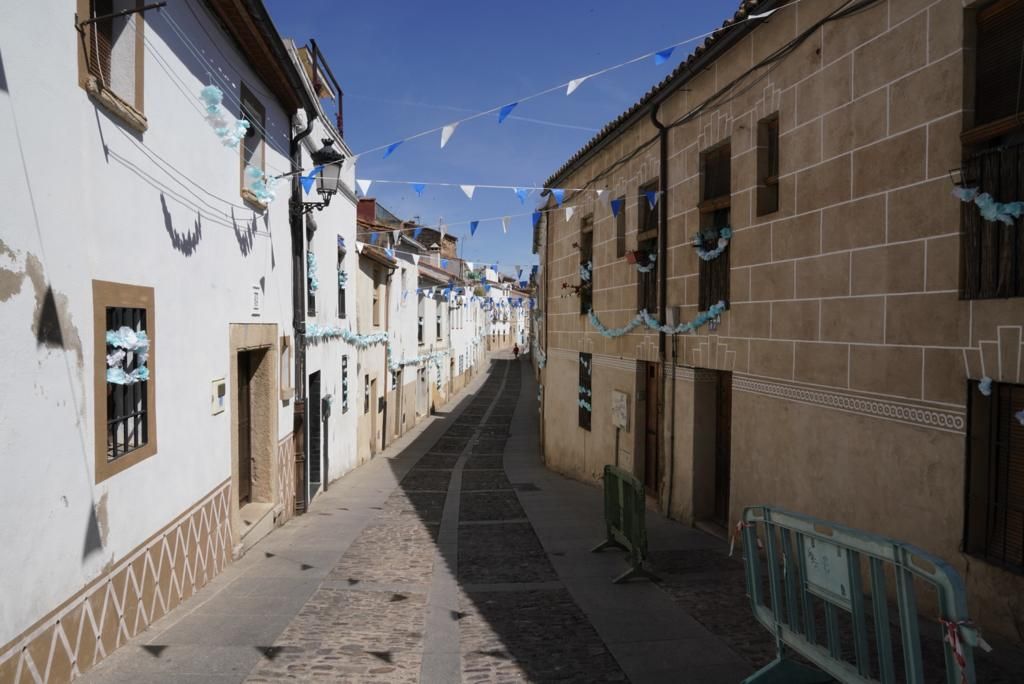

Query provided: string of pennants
[281,8,778,179]
[349,241,539,287]
[350,187,662,239]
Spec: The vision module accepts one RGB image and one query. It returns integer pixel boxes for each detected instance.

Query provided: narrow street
[79,354,753,683]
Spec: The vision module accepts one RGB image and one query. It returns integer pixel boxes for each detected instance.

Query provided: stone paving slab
[459,491,526,521]
[461,470,513,491]
[458,522,558,584]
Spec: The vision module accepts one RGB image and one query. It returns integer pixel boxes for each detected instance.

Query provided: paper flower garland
[338,270,348,287]
[978,376,993,396]
[244,165,279,204]
[635,253,656,273]
[106,326,150,385]
[199,85,250,149]
[307,251,319,293]
[588,300,728,338]
[953,187,1024,226]
[693,227,732,261]
[579,261,593,282]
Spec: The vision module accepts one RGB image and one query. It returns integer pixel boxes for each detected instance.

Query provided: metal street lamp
[292,139,346,215]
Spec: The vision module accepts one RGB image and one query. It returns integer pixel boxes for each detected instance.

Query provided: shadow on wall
[160,194,203,256]
[232,208,257,256]
[0,47,8,93]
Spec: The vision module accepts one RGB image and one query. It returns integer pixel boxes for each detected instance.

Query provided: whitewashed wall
[0,1,295,643]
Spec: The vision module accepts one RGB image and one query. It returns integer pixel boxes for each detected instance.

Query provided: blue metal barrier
[737,506,990,684]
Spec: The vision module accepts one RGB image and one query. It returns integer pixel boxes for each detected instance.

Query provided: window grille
[106,306,149,461]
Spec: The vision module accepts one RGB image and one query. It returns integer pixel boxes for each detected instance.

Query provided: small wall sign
[211,378,226,415]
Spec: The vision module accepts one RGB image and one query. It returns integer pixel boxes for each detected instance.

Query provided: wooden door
[237,351,255,506]
[713,371,733,525]
[643,362,660,496]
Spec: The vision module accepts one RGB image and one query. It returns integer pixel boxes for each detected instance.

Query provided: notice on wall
[611,390,629,430]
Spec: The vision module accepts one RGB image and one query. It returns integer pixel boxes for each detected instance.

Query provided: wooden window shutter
[975,0,1024,127]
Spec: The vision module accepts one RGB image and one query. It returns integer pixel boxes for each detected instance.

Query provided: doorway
[638,361,661,496]
[236,349,260,506]
[417,368,428,417]
[308,371,321,501]
[369,377,378,456]
[692,369,732,527]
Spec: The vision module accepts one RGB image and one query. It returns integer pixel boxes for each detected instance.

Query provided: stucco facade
[536,0,1024,639]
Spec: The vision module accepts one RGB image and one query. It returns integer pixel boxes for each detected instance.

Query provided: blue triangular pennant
[412,182,426,196]
[370,232,379,244]
[645,190,658,209]
[470,220,479,236]
[532,211,542,227]
[485,284,492,292]
[520,280,528,288]
[654,48,674,65]
[514,188,528,204]
[441,259,449,269]
[550,189,565,206]
[300,165,323,194]
[610,198,624,217]
[413,227,423,239]
[383,141,403,159]
[498,102,518,124]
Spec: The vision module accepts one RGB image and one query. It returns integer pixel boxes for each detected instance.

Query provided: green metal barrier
[591,465,660,583]
[737,506,990,684]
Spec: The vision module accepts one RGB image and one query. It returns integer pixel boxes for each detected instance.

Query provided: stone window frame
[76,0,148,133]
[93,279,157,483]
[963,378,1024,573]
[756,113,780,216]
[239,83,267,208]
[636,180,660,315]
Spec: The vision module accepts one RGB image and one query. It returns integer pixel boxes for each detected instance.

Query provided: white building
[0,1,325,680]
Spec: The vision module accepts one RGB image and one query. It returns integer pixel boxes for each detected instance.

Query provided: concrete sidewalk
[81,353,754,683]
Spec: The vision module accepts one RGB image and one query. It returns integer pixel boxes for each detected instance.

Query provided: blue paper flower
[979,376,993,396]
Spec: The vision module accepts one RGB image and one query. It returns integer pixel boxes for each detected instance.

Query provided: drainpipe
[650,104,672,517]
[290,111,314,513]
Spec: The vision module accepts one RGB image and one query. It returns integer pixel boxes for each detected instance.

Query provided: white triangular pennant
[460,185,476,199]
[412,254,420,265]
[565,207,575,221]
[467,261,475,270]
[749,9,778,19]
[501,216,510,234]
[566,76,589,95]
[354,241,363,254]
[440,123,458,148]
[596,189,605,198]
[356,178,372,195]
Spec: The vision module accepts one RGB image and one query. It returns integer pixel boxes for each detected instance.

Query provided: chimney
[357,198,376,224]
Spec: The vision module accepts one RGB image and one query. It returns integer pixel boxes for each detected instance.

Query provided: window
[240,84,266,202]
[436,303,443,340]
[756,114,780,216]
[93,280,156,483]
[372,267,381,326]
[341,355,349,413]
[960,141,1024,299]
[578,353,592,431]
[337,238,347,319]
[699,143,732,310]
[579,216,594,315]
[615,196,627,257]
[364,374,370,413]
[968,0,1024,139]
[417,296,425,344]
[636,181,660,314]
[306,250,316,316]
[279,335,293,401]
[964,379,1024,571]
[78,0,146,131]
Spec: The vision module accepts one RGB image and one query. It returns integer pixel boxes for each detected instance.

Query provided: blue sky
[265,0,741,273]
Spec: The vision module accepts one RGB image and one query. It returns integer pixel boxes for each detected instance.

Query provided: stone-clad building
[535,0,1024,638]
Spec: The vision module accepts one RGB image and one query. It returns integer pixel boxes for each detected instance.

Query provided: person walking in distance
[513,343,520,359]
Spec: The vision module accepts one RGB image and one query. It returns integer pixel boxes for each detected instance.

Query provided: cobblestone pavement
[82,356,750,683]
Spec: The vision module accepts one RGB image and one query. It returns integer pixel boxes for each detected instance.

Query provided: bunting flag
[491,263,498,270]
[551,189,565,206]
[356,178,373,195]
[440,122,458,148]
[412,182,426,196]
[412,254,420,265]
[441,259,449,269]
[403,290,410,301]
[470,220,480,236]
[385,247,395,258]
[467,261,475,270]
[502,216,511,234]
[460,185,476,199]
[413,227,423,239]
[645,190,659,209]
[485,284,492,292]
[300,165,323,194]
[610,198,624,217]
[520,280,529,288]
[596,189,605,198]
[565,207,575,221]
[498,102,517,123]
[514,188,528,204]
[383,141,403,159]
[370,233,379,244]
[654,48,675,65]
[566,77,588,95]
[354,241,363,254]
[532,211,542,227]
